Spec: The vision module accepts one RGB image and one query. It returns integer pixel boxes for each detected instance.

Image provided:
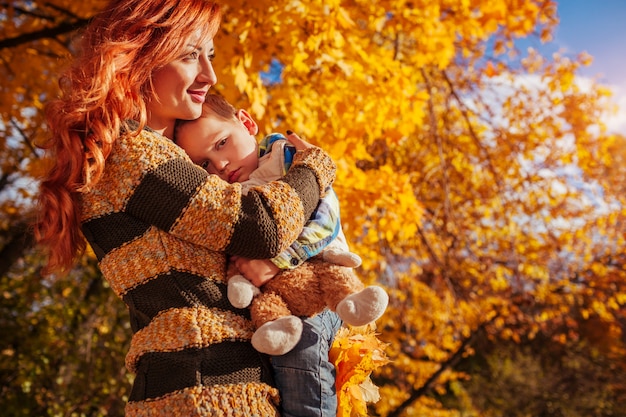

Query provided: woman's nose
[198,58,217,85]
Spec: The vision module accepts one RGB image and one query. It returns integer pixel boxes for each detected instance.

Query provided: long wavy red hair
[34,0,221,275]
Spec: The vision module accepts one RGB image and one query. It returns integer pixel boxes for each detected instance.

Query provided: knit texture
[80,127,335,416]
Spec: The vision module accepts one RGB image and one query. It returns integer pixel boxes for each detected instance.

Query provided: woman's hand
[286,130,314,151]
[231,256,280,287]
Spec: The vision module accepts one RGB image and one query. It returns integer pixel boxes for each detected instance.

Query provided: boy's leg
[271,309,342,417]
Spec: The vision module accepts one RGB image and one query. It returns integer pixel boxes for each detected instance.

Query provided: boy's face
[177,109,260,183]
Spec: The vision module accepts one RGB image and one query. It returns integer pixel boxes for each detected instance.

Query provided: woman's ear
[237,109,259,135]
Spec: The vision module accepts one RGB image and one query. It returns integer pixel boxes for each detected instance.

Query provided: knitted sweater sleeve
[115,129,336,260]
[230,147,337,259]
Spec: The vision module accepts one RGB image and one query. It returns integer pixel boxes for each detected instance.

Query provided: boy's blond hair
[175,94,238,142]
[201,94,238,120]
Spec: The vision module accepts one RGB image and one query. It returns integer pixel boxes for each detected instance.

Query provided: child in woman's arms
[175,95,388,352]
[175,94,388,416]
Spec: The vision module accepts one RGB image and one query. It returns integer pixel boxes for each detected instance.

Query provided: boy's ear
[237,109,259,135]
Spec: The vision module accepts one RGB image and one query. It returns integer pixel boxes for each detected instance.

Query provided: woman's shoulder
[82,124,200,220]
[114,123,189,169]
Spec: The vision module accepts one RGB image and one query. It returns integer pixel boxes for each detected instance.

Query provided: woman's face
[147,36,217,138]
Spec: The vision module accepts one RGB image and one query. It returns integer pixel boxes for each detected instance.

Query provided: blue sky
[551,0,626,90]
[536,0,626,131]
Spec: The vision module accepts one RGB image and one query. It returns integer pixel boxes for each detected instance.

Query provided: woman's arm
[117,129,335,259]
[224,146,335,258]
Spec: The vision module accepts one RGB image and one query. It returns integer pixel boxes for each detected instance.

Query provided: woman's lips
[188,90,207,103]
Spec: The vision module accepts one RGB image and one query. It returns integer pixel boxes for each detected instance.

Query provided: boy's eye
[200,160,210,170]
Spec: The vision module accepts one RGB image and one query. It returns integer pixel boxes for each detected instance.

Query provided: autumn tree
[1,1,625,416]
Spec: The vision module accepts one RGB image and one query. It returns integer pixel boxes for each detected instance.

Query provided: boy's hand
[231,256,280,287]
[286,130,314,151]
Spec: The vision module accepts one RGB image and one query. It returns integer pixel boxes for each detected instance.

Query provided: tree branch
[387,317,496,417]
[0,222,34,277]
[10,119,40,158]
[440,69,503,191]
[0,19,88,50]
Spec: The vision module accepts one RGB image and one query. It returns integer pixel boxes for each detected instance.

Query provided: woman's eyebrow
[187,43,214,53]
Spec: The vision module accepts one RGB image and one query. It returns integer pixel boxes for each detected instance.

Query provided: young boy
[175,94,388,417]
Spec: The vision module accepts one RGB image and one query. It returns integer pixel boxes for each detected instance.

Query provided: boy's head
[176,94,260,183]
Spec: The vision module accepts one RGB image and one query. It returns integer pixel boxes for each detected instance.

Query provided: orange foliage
[2,0,625,416]
[330,324,390,417]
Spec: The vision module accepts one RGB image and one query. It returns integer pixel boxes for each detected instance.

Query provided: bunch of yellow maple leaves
[330,323,390,417]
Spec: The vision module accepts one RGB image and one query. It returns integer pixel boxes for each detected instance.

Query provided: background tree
[1,1,625,416]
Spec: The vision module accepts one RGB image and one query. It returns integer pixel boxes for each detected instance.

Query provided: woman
[33,0,336,415]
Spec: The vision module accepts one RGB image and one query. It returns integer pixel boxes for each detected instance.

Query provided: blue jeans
[271,309,342,417]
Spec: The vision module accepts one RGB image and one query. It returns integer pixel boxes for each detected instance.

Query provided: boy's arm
[257,136,345,270]
[235,139,349,284]
[231,256,280,287]
[271,187,342,269]
[234,187,345,287]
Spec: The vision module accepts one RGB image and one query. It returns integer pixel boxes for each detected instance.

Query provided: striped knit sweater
[80,126,335,416]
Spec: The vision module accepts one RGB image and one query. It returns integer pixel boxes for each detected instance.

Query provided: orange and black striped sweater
[80,127,335,416]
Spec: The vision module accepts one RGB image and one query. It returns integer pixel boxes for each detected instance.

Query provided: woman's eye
[200,160,210,170]
[187,51,199,60]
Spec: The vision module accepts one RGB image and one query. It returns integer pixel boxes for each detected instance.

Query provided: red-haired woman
[34,0,336,415]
